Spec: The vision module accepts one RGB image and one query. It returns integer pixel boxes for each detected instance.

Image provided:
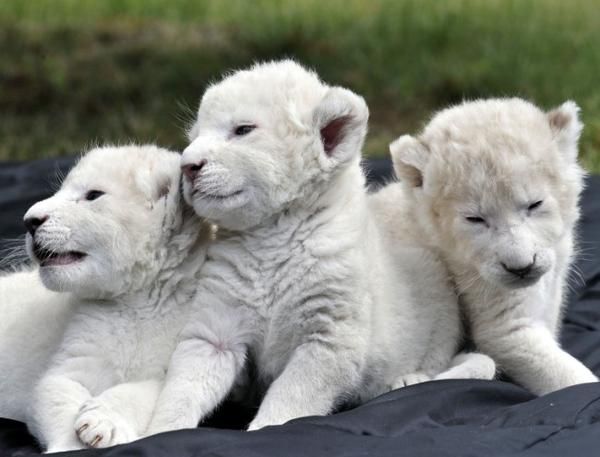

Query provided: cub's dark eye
[234,125,256,136]
[528,200,543,211]
[85,190,105,201]
[465,216,486,224]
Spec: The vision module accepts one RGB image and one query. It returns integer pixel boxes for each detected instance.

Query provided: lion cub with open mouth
[26,145,212,452]
[379,98,598,395]
[147,61,493,434]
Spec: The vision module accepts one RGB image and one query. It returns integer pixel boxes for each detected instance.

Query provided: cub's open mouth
[33,244,86,267]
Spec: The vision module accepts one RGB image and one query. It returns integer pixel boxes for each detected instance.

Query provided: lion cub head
[180,60,369,230]
[24,145,186,298]
[390,98,585,289]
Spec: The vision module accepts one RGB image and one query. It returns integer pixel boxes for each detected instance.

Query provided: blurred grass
[0,0,599,172]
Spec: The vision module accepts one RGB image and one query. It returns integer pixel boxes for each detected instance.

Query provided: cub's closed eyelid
[465,216,486,224]
[527,200,544,211]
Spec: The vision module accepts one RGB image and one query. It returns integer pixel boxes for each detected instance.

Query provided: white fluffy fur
[147,61,493,434]
[25,145,212,452]
[383,98,598,395]
[0,268,74,423]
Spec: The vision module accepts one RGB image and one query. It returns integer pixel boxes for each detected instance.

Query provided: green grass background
[1,0,599,172]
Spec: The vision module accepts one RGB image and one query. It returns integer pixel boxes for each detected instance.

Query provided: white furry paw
[74,399,137,448]
[391,372,431,390]
[248,410,293,431]
[434,353,497,381]
[247,418,275,431]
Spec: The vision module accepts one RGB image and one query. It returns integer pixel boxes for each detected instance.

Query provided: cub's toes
[74,402,136,448]
[90,434,103,447]
[75,411,112,448]
[391,372,431,390]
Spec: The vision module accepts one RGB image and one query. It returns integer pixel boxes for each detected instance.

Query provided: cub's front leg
[146,305,248,435]
[74,379,162,448]
[473,318,597,395]
[31,347,122,454]
[31,371,95,453]
[248,319,366,431]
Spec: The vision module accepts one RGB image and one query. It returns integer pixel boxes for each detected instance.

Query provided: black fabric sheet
[1,157,600,457]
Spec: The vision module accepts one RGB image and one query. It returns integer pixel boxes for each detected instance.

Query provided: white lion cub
[26,145,212,452]
[383,98,598,395]
[147,61,493,434]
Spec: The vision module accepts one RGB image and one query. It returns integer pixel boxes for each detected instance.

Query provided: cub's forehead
[63,145,178,190]
[427,98,550,132]
[424,98,554,156]
[429,151,553,205]
[421,100,564,208]
[196,61,328,125]
[421,101,560,184]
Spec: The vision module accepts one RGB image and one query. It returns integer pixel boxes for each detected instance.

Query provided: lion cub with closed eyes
[378,98,598,395]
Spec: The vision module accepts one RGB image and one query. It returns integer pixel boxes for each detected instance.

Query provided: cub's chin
[27,243,92,294]
[37,260,88,293]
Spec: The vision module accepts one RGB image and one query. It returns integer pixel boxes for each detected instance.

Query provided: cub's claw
[74,398,137,448]
[90,435,102,448]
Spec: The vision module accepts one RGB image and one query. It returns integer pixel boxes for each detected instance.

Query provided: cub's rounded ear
[135,157,180,207]
[313,87,369,163]
[547,100,583,162]
[389,135,429,188]
[153,172,176,202]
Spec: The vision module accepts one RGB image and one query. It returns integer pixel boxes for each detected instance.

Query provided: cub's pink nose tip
[182,159,207,181]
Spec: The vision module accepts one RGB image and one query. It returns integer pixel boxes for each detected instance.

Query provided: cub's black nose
[502,259,535,278]
[24,216,48,236]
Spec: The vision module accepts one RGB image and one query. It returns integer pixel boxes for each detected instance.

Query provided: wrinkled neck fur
[230,162,368,247]
[117,202,209,307]
[156,205,210,281]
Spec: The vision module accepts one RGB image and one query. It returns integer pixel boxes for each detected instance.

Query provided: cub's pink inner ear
[153,174,172,201]
[157,183,170,200]
[548,109,572,131]
[321,116,351,156]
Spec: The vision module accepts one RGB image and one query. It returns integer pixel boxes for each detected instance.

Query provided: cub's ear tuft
[186,119,200,142]
[313,87,369,163]
[547,100,583,162]
[389,135,429,188]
